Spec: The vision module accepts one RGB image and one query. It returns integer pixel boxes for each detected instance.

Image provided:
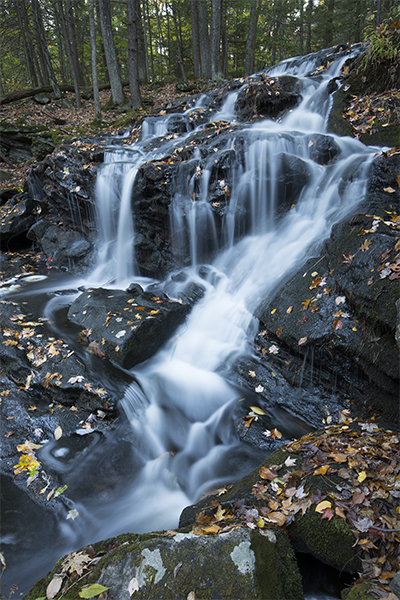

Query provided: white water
[2,47,382,597]
[84,47,377,542]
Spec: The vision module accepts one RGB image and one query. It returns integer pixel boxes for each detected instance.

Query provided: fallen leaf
[360,239,372,251]
[54,426,62,440]
[321,508,334,521]
[79,584,110,598]
[357,471,367,483]
[259,466,278,481]
[264,511,286,526]
[333,319,343,331]
[286,306,293,313]
[313,465,330,476]
[342,253,354,264]
[127,576,139,596]
[298,337,307,345]
[383,186,396,193]
[46,575,64,599]
[271,428,282,439]
[248,370,256,377]
[315,500,331,513]
[255,384,264,393]
[250,406,266,415]
[335,296,346,305]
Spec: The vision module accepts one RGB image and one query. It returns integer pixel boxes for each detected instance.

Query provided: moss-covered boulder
[24,528,304,600]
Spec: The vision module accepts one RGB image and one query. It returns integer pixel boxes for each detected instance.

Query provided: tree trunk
[171,0,187,81]
[89,0,101,120]
[154,0,164,78]
[137,1,148,83]
[299,0,304,56]
[30,0,50,85]
[306,0,313,54]
[98,0,125,105]
[190,0,201,78]
[324,0,334,47]
[16,0,39,88]
[144,0,154,81]
[198,0,210,78]
[20,1,43,86]
[30,0,61,99]
[57,0,81,107]
[53,3,67,84]
[210,0,221,79]
[64,0,84,87]
[243,0,260,76]
[375,0,381,27]
[127,0,142,108]
[221,0,228,77]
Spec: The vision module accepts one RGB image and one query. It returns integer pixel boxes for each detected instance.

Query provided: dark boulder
[67,286,189,369]
[236,76,302,122]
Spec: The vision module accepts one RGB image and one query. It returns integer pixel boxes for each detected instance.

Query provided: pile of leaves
[342,88,400,137]
[188,417,400,597]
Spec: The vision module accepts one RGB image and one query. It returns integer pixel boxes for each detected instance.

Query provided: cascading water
[75,42,376,552]
[2,46,383,597]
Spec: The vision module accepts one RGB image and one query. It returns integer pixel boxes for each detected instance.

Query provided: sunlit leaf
[333,319,343,331]
[315,500,331,513]
[298,337,307,345]
[54,426,62,440]
[127,576,139,596]
[357,471,367,483]
[313,465,329,476]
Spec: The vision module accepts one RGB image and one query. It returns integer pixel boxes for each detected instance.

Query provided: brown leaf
[321,508,335,521]
[276,326,284,337]
[309,277,322,290]
[259,466,278,481]
[342,253,354,264]
[359,239,372,251]
[264,511,286,526]
[333,319,343,331]
[352,491,365,504]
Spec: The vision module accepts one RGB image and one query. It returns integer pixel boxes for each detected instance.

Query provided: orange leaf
[333,319,343,331]
[315,500,331,513]
[264,512,286,526]
[313,465,330,476]
[342,253,354,264]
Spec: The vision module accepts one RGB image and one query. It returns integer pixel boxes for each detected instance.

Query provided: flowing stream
[2,47,382,597]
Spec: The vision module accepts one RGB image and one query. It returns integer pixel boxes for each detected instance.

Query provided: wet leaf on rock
[46,575,64,599]
[79,584,110,598]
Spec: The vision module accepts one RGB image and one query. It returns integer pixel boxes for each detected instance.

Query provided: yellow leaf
[357,471,367,482]
[315,500,331,513]
[250,406,266,415]
[248,370,256,377]
[271,308,277,314]
[286,306,293,313]
[313,465,330,475]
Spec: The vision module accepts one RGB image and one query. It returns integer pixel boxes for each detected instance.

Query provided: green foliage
[363,15,400,65]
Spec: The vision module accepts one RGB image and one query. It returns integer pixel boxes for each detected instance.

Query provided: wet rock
[0,193,36,240]
[236,76,302,121]
[25,527,303,600]
[33,93,52,105]
[67,286,189,369]
[254,152,400,426]
[27,222,93,268]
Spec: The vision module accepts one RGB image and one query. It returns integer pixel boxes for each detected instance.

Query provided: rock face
[24,528,304,600]
[67,285,189,369]
[253,153,399,426]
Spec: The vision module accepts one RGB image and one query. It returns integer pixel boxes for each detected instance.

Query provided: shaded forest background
[1,0,399,107]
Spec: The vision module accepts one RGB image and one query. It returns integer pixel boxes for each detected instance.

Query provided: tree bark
[16,0,39,88]
[198,0,210,78]
[57,0,81,107]
[98,0,125,105]
[64,0,84,87]
[171,0,187,81]
[89,0,101,119]
[190,0,201,78]
[210,0,221,79]
[137,1,148,83]
[299,0,304,56]
[127,0,142,108]
[30,0,61,99]
[306,0,313,54]
[243,0,260,76]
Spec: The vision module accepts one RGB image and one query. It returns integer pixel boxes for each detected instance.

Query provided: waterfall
[85,46,377,540]
[3,46,384,597]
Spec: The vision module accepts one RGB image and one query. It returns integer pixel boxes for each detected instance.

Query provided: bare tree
[171,0,187,81]
[98,0,125,105]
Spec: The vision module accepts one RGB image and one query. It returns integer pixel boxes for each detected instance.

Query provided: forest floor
[0,77,399,193]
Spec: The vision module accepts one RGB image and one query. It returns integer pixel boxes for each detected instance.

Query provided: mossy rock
[341,582,382,599]
[24,528,304,600]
